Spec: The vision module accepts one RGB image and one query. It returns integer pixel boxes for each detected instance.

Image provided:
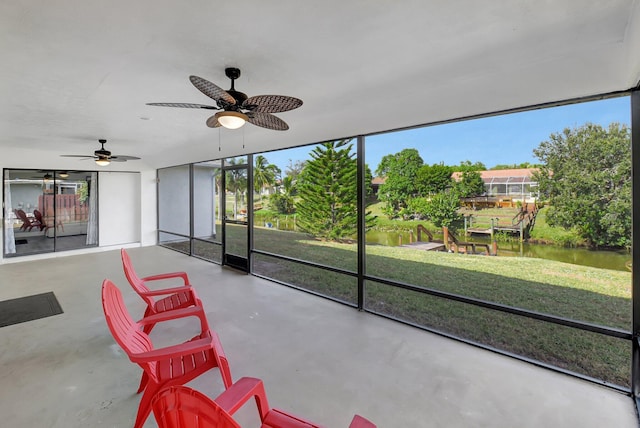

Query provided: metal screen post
[631,90,640,408]
[357,135,365,310]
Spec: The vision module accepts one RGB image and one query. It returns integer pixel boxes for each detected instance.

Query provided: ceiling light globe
[215,111,248,129]
[95,158,110,167]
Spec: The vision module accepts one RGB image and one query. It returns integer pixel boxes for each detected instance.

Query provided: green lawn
[251,227,631,387]
[164,225,632,387]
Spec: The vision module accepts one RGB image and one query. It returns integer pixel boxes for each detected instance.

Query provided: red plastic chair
[151,379,376,428]
[121,248,200,333]
[102,279,233,428]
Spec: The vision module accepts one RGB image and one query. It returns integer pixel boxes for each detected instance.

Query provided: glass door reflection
[3,169,97,257]
[222,158,249,271]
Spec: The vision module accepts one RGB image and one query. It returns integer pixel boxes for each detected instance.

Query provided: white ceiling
[1,0,640,171]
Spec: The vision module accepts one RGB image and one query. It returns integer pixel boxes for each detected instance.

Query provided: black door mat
[14,239,28,245]
[0,292,63,328]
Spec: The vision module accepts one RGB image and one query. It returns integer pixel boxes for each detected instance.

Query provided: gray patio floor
[0,246,636,427]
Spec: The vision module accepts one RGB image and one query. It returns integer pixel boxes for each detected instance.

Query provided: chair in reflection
[14,209,45,232]
[33,209,55,234]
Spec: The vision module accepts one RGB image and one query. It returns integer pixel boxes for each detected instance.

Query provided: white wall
[157,165,190,236]
[98,172,141,246]
[193,165,216,238]
[139,170,157,246]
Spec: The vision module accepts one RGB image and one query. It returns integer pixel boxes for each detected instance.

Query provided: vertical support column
[220,159,226,262]
[520,219,524,243]
[631,90,640,407]
[189,164,194,255]
[490,218,495,241]
[247,154,254,274]
[357,135,365,310]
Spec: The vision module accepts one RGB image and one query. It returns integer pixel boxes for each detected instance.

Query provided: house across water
[452,168,540,208]
[373,168,540,206]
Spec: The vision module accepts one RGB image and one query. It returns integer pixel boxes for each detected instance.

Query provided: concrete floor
[0,246,637,427]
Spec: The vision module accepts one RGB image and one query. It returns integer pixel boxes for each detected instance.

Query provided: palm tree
[279,175,296,214]
[225,158,247,218]
[253,155,280,206]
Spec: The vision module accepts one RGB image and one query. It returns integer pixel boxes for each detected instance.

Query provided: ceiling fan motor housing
[96,139,111,157]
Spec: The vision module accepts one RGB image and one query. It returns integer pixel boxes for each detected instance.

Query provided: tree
[454,160,486,172]
[533,122,631,248]
[225,158,247,217]
[253,155,280,205]
[416,163,453,195]
[409,192,462,228]
[285,159,306,187]
[296,140,375,240]
[490,162,541,170]
[455,170,485,198]
[269,175,296,214]
[376,148,424,218]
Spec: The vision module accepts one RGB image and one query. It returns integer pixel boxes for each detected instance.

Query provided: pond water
[365,230,631,272]
[259,219,631,272]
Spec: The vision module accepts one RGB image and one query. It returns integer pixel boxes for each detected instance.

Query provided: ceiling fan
[61,139,140,166]
[147,67,302,131]
[28,171,54,181]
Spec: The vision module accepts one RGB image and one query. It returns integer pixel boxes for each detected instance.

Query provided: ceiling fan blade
[110,155,140,161]
[190,76,236,105]
[60,155,94,159]
[243,95,303,113]
[206,115,222,128]
[146,102,218,109]
[247,112,289,131]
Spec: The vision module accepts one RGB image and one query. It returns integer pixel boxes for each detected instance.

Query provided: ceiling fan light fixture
[95,157,111,166]
[215,111,248,129]
[59,172,69,178]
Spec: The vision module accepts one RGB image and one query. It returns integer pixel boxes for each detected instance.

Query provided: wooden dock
[467,226,520,235]
[400,242,446,252]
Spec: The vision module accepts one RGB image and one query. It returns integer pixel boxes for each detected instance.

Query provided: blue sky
[263,96,630,174]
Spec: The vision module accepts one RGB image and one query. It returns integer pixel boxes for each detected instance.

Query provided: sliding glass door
[3,169,98,257]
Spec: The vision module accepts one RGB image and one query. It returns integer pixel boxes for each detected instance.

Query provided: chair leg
[133,384,157,428]
[142,323,155,335]
[137,371,149,394]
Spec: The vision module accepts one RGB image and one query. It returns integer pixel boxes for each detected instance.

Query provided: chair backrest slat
[102,279,155,362]
[121,249,151,296]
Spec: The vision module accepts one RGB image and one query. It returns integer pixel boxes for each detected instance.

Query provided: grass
[528,206,586,246]
[163,222,632,387]
[251,227,631,386]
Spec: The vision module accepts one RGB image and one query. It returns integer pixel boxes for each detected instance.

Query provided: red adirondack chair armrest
[141,271,190,285]
[349,415,377,428]
[139,285,196,297]
[137,305,210,332]
[214,377,271,419]
[130,337,214,363]
[265,409,327,427]
[210,331,232,388]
